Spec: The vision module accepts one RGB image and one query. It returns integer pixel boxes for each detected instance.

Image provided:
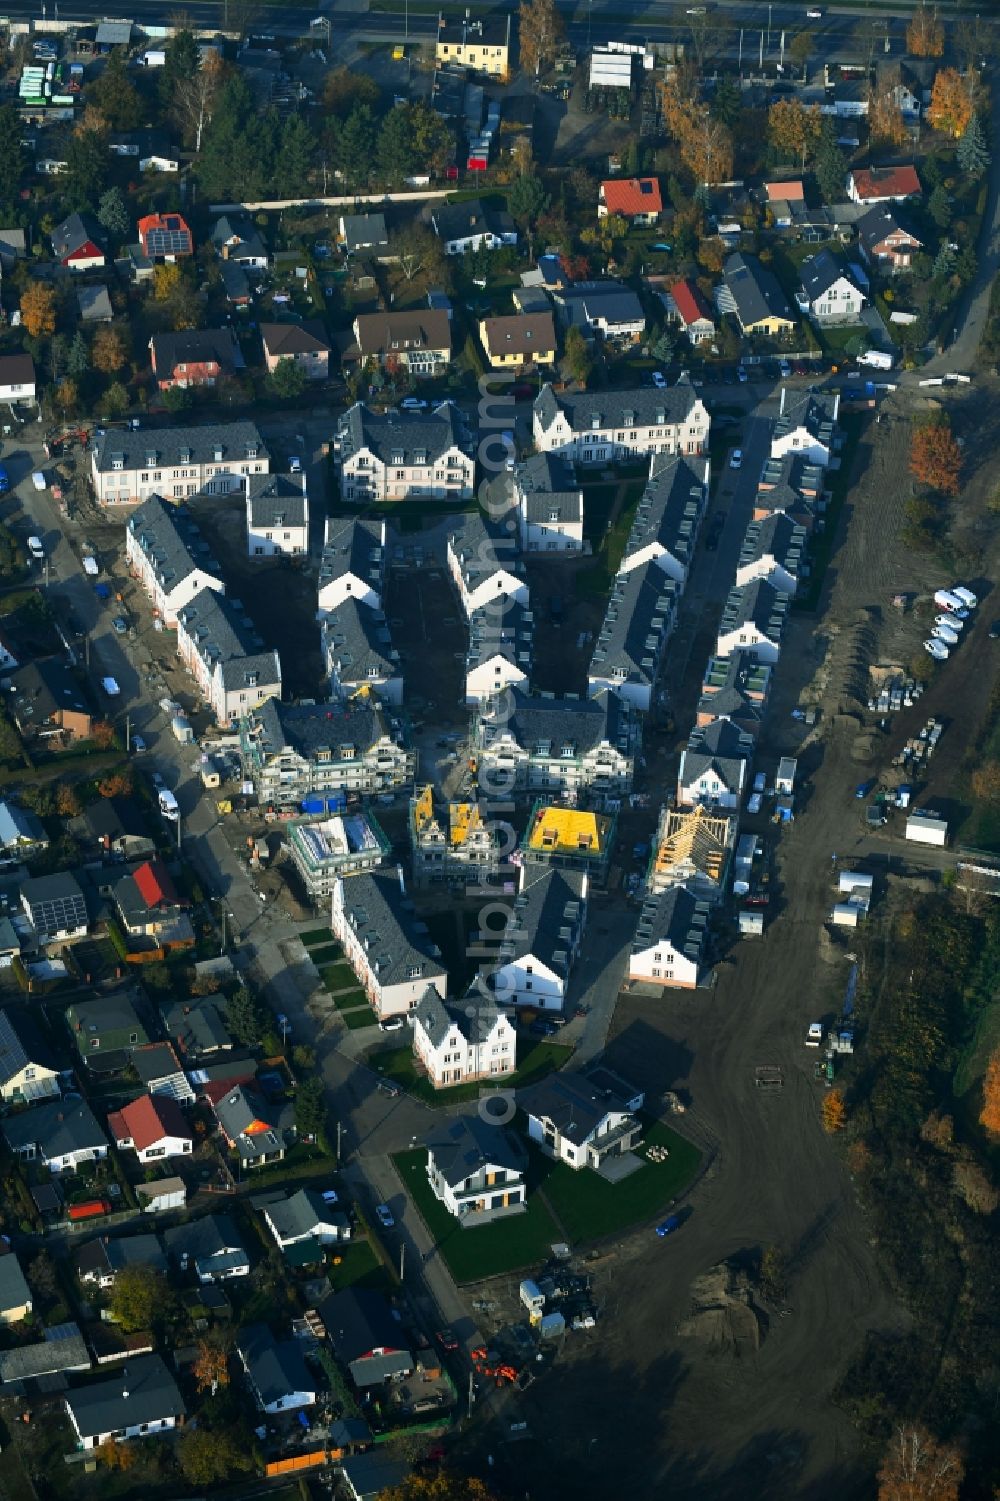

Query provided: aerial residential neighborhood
[0,1,995,1499]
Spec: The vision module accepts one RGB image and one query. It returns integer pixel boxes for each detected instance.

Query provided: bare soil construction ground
[494,381,1000,1501]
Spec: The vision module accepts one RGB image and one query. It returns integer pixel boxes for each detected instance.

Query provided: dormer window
[413,450,427,466]
[111,455,124,470]
[246,444,259,459]
[590,415,601,430]
[391,451,405,465]
[623,412,634,428]
[179,447,192,464]
[145,451,157,466]
[214,446,224,462]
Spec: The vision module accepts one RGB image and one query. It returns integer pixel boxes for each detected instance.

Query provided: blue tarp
[301,796,324,814]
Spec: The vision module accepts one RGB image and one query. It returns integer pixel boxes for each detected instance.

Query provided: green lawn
[393,1149,562,1283]
[576,477,647,600]
[334,987,369,1012]
[308,943,342,966]
[328,1237,391,1293]
[342,1004,379,1030]
[300,927,335,946]
[372,1037,574,1107]
[321,961,359,993]
[532,1118,701,1244]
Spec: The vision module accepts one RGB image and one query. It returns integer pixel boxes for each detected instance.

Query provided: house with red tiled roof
[112,859,193,948]
[847,165,921,205]
[667,279,716,344]
[764,180,805,203]
[598,177,663,226]
[108,1093,193,1164]
[137,212,193,261]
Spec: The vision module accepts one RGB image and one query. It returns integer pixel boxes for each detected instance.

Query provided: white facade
[0,371,35,403]
[125,519,224,628]
[92,446,270,507]
[519,507,583,553]
[524,1103,639,1170]
[330,876,448,1020]
[70,1411,178,1452]
[533,389,710,466]
[905,810,948,846]
[30,1140,108,1175]
[113,1129,192,1165]
[802,275,865,325]
[492,952,564,1012]
[0,1060,60,1106]
[676,752,749,810]
[426,1146,527,1220]
[412,1005,516,1089]
[465,649,529,708]
[447,542,528,617]
[734,554,799,596]
[628,934,700,989]
[716,621,782,665]
[339,442,475,504]
[247,483,309,558]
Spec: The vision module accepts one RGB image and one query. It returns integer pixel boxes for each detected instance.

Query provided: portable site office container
[905,809,948,846]
[837,870,873,896]
[831,903,861,928]
[775,757,798,795]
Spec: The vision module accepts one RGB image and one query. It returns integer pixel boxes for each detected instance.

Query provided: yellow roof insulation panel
[412,785,436,834]
[654,806,731,880]
[526,806,610,855]
[450,802,486,848]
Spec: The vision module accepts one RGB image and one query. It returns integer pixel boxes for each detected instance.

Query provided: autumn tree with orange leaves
[660,71,733,185]
[821,1089,847,1133]
[906,5,944,59]
[877,1424,963,1501]
[868,77,907,147]
[980,1049,1000,1136]
[910,418,961,496]
[927,68,975,139]
[768,98,821,171]
[193,1335,230,1396]
[382,1473,501,1501]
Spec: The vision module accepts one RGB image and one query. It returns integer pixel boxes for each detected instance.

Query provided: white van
[27,536,44,562]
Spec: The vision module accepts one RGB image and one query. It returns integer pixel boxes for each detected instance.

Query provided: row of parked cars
[924,585,978,661]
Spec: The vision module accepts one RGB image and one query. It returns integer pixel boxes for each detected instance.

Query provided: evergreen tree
[928,183,951,230]
[933,243,955,279]
[376,105,416,185]
[225,986,270,1049]
[814,119,846,204]
[332,104,375,190]
[0,104,26,208]
[97,186,129,240]
[198,75,273,200]
[273,116,316,196]
[67,331,90,379]
[90,50,143,132]
[160,29,200,108]
[63,128,109,212]
[957,112,990,176]
[710,76,741,128]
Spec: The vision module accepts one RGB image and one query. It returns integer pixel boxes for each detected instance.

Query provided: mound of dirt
[677,1262,761,1354]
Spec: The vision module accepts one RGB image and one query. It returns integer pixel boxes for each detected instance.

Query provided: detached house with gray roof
[411,986,517,1089]
[720,252,796,336]
[65,1354,185,1450]
[236,1324,316,1415]
[618,453,709,585]
[322,598,403,706]
[245,473,308,558]
[176,588,281,725]
[677,718,755,810]
[716,577,791,665]
[425,1115,527,1223]
[588,561,679,711]
[533,380,709,465]
[431,198,517,255]
[796,247,865,325]
[513,453,583,553]
[771,387,840,467]
[318,517,386,614]
[239,697,413,807]
[164,1213,250,1282]
[331,871,447,1020]
[629,884,710,990]
[211,212,269,268]
[263,1188,350,1252]
[125,496,224,627]
[334,401,475,504]
[320,1288,413,1388]
[553,281,646,344]
[20,872,88,945]
[521,1068,645,1172]
[474,687,639,796]
[492,865,588,1014]
[91,420,270,506]
[3,1097,108,1174]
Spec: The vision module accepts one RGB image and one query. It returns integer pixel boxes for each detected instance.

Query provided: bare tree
[171,53,225,152]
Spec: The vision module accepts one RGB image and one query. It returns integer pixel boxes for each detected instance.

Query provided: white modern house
[735,513,807,596]
[629,885,709,990]
[108,1093,193,1164]
[513,453,584,553]
[163,1213,250,1283]
[425,1116,527,1225]
[474,688,638,797]
[492,865,588,1013]
[0,1009,61,1104]
[520,1069,645,1172]
[411,986,516,1088]
[715,578,791,666]
[317,517,385,614]
[447,511,528,618]
[125,496,225,628]
[246,474,309,558]
[533,380,710,464]
[676,719,755,810]
[796,248,865,325]
[262,1188,350,1250]
[770,388,840,468]
[2,1097,108,1174]
[0,354,36,404]
[331,871,448,1020]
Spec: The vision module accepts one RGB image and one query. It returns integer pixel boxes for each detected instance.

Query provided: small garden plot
[301,927,335,947]
[334,988,369,1012]
[307,943,342,965]
[322,961,359,993]
[342,1005,379,1030]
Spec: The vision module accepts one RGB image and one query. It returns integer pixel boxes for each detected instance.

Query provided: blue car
[855,778,877,800]
[655,1214,681,1238]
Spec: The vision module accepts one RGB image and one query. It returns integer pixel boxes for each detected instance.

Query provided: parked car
[321,1189,339,1205]
[131,734,147,754]
[651,370,668,389]
[934,613,964,632]
[737,367,749,383]
[27,535,45,561]
[747,793,762,814]
[112,616,127,635]
[729,448,743,470]
[376,1204,395,1229]
[805,1022,824,1047]
[655,1214,681,1237]
[924,638,950,660]
[854,777,877,799]
[436,1329,459,1352]
[779,360,792,378]
[400,397,428,411]
[379,1016,405,1032]
[952,585,978,610]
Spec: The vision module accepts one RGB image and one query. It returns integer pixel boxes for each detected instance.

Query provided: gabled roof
[132,858,180,910]
[3,1097,106,1161]
[164,1212,247,1265]
[0,353,35,388]
[319,516,385,600]
[127,496,222,599]
[534,380,700,435]
[131,1041,185,1087]
[108,1093,190,1152]
[340,212,389,253]
[426,1115,524,1188]
[632,884,709,962]
[65,1354,184,1441]
[51,212,103,260]
[236,1323,315,1406]
[260,320,330,358]
[799,246,860,301]
[163,996,232,1056]
[764,179,805,202]
[412,985,508,1051]
[93,420,268,475]
[600,176,663,216]
[334,872,447,993]
[150,327,241,376]
[246,473,307,530]
[480,312,556,358]
[264,1187,336,1242]
[213,1083,275,1141]
[723,252,796,329]
[624,453,707,570]
[431,199,515,244]
[681,717,755,790]
[520,1069,639,1146]
[774,386,840,447]
[176,588,281,696]
[850,164,920,200]
[0,1007,58,1087]
[353,309,451,358]
[653,806,734,885]
[856,203,923,254]
[718,576,791,643]
[241,696,392,766]
[496,864,588,978]
[512,452,582,523]
[0,801,47,849]
[336,401,471,468]
[0,1254,31,1315]
[589,560,678,687]
[322,598,399,688]
[478,686,634,761]
[669,279,714,327]
[739,512,808,579]
[319,1287,411,1367]
[211,213,268,260]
